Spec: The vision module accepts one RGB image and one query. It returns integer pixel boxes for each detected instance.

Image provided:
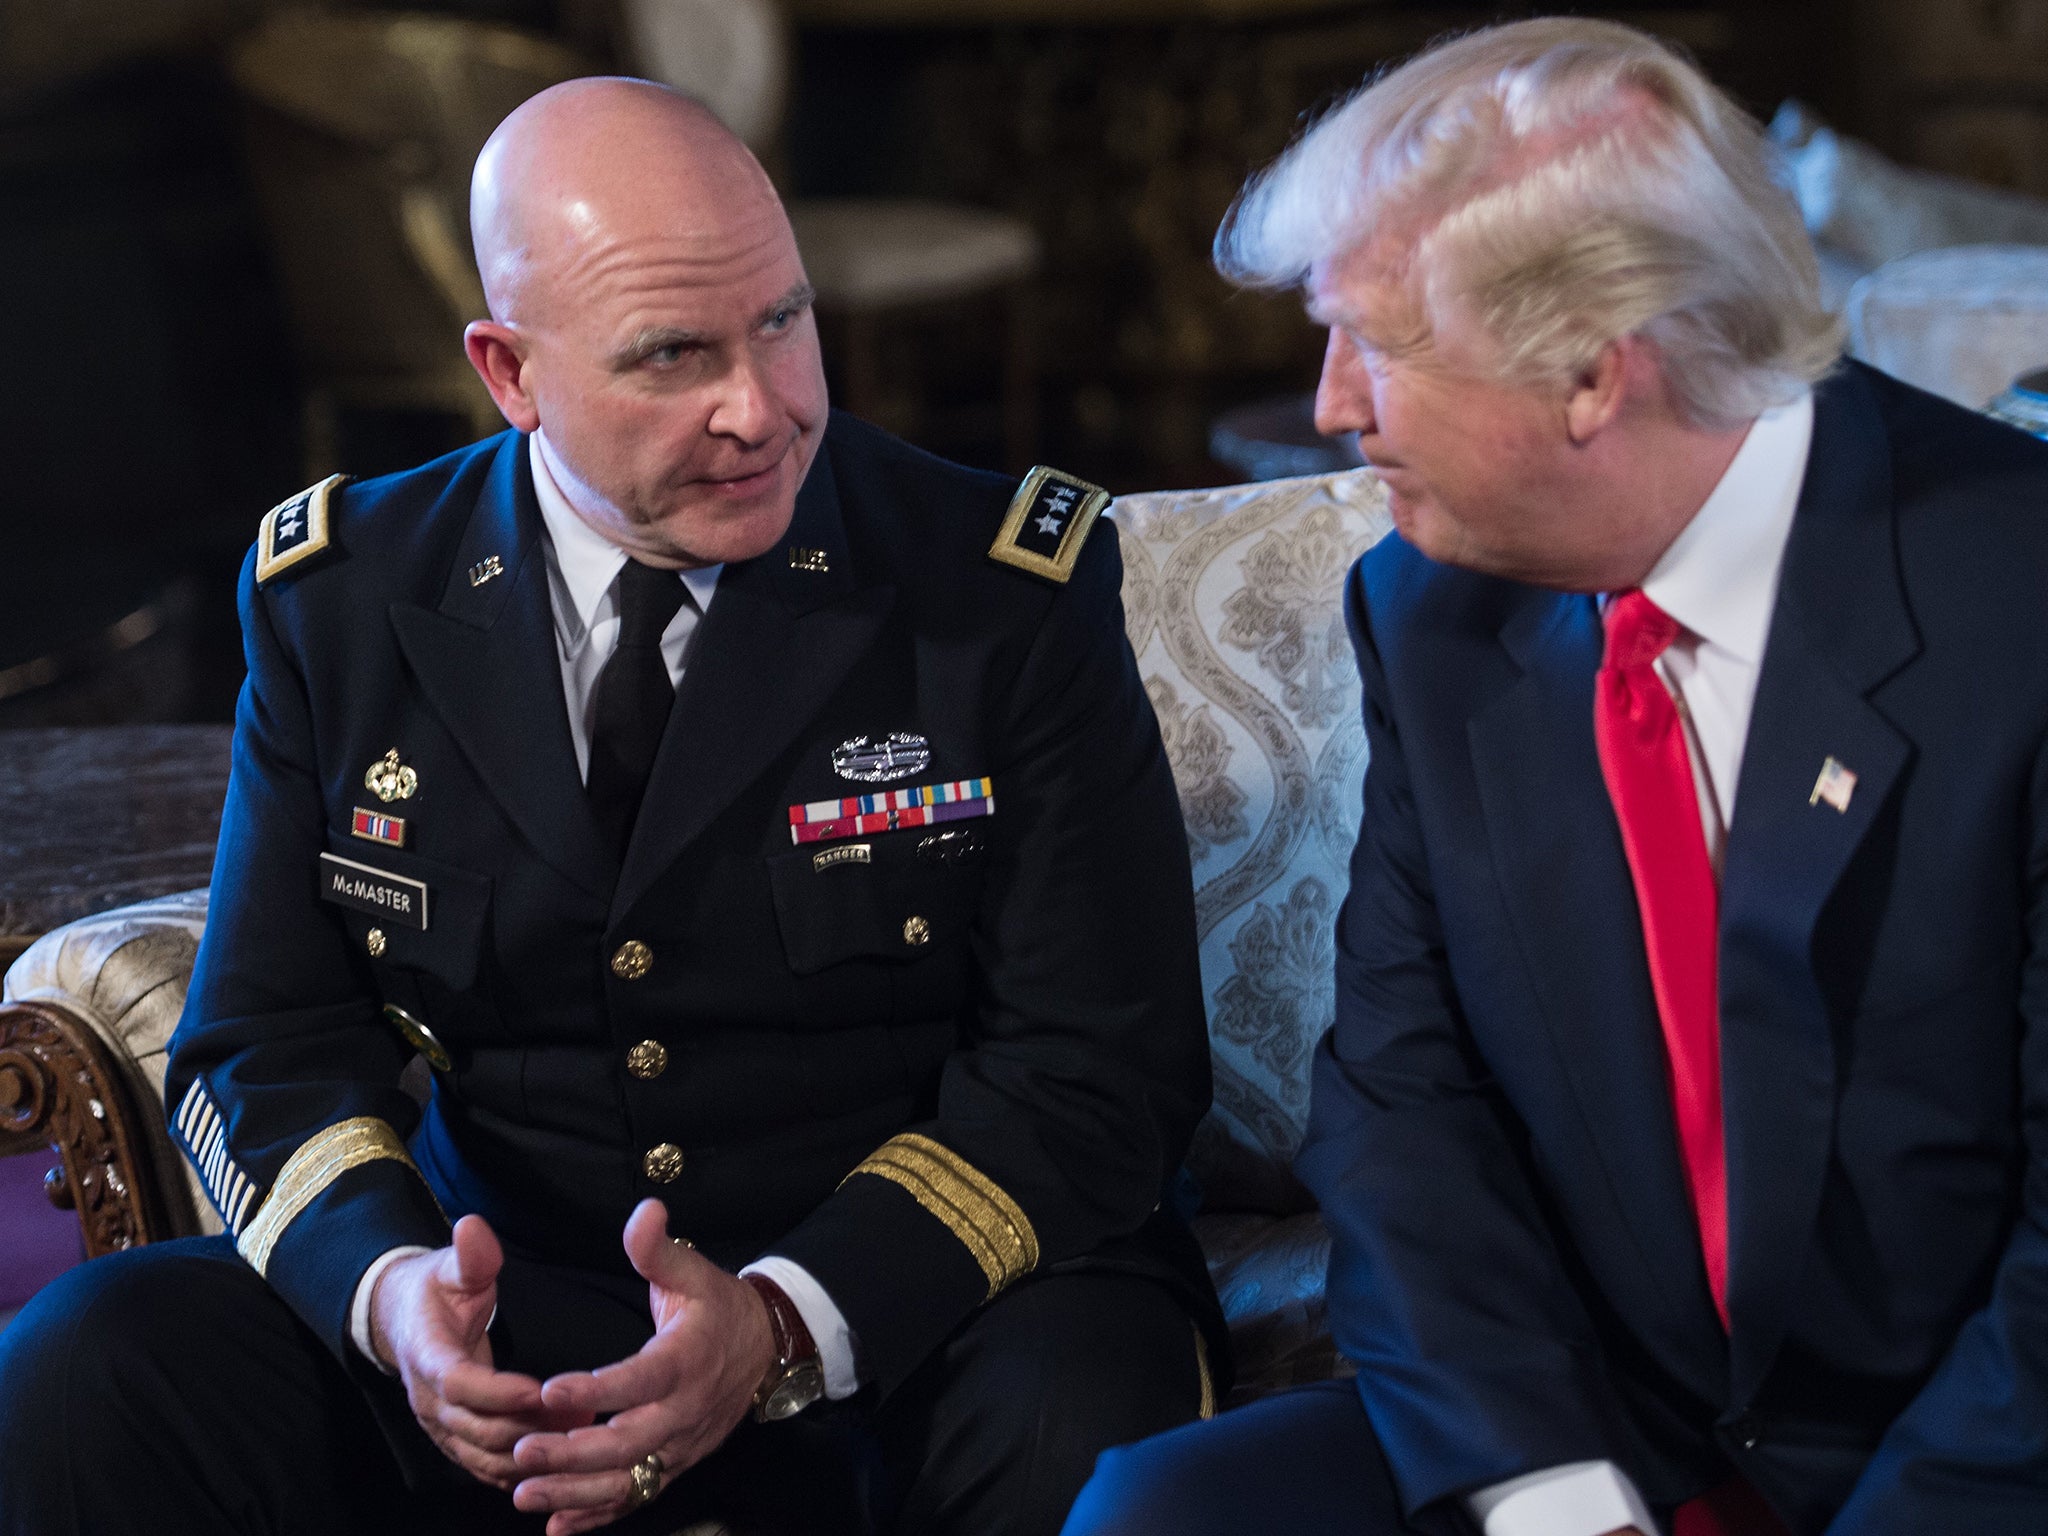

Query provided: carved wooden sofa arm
[0,890,214,1258]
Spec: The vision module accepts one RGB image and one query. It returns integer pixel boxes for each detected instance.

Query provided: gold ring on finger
[628,1454,663,1507]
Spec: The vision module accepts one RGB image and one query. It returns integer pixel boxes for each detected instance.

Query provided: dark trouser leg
[633,1272,1206,1536]
[866,1271,1209,1536]
[0,1233,823,1536]
[0,1236,468,1536]
[0,1237,1201,1536]
[1059,1378,1422,1536]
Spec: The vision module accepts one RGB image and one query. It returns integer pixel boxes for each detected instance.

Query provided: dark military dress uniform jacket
[164,411,1221,1433]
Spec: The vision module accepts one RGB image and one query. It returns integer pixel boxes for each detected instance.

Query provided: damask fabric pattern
[1113,468,1392,1396]
[1114,468,1393,1215]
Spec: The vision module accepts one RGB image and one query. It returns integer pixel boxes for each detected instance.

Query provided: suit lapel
[1470,590,1730,1383]
[388,433,618,901]
[612,446,896,918]
[1722,366,1919,1403]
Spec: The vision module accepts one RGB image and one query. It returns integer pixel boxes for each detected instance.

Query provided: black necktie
[586,560,692,857]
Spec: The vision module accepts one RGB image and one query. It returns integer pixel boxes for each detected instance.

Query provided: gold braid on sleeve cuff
[843,1133,1041,1300]
[235,1116,435,1277]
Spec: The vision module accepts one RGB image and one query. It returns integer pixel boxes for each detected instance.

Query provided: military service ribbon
[788,777,994,846]
[351,807,407,847]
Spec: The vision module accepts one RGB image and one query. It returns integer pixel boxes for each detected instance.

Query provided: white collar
[528,432,721,634]
[1638,389,1814,663]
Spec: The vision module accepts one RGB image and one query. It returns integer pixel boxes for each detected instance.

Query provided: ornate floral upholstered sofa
[0,465,1393,1406]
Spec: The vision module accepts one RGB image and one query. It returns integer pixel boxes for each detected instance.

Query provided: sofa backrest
[1112,468,1393,1214]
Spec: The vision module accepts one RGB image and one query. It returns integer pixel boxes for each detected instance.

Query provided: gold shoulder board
[987,466,1110,584]
[255,473,347,585]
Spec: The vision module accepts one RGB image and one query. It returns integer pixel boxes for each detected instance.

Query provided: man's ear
[464,320,539,434]
[1563,337,1633,446]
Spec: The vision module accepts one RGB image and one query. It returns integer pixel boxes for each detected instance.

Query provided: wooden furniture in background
[782,2,1848,487]
[226,12,587,478]
[1863,0,2048,201]
[0,727,229,1256]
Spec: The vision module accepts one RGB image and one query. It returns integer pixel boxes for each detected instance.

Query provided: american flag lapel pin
[1809,756,1857,813]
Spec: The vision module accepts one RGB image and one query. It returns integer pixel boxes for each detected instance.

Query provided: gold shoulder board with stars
[255,473,347,586]
[988,466,1110,585]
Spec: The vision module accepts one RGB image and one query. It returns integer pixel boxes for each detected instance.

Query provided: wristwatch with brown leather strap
[742,1272,826,1421]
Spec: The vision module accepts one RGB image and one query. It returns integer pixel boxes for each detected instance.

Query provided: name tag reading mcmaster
[318,852,429,931]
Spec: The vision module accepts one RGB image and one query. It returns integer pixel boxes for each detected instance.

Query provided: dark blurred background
[0,0,2021,727]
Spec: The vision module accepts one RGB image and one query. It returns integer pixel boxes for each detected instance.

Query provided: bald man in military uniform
[0,80,1220,1536]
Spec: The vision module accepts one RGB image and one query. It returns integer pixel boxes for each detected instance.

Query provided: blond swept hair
[1216,18,1842,429]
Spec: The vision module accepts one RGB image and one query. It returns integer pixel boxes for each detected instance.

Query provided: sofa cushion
[1113,469,1392,1214]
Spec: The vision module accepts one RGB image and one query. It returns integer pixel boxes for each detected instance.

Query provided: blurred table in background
[0,728,230,969]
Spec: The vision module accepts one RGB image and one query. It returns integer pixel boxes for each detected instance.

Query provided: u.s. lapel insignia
[351,807,407,847]
[1809,756,1857,813]
[468,554,504,587]
[988,466,1110,584]
[832,733,931,783]
[255,474,347,585]
[788,546,830,574]
[364,749,419,803]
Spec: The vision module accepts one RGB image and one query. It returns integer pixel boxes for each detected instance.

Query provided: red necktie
[1597,595,1786,1536]
[1593,591,1728,1326]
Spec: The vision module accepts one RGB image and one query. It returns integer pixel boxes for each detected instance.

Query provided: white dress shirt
[349,433,861,1401]
[1466,389,1815,1536]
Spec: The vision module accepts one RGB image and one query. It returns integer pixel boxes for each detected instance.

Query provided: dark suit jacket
[166,412,1220,1434]
[1303,362,2048,1533]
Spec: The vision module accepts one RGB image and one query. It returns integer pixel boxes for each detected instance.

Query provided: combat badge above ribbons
[255,473,347,585]
[832,732,931,783]
[988,466,1111,584]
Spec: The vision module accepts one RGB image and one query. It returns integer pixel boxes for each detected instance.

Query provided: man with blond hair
[1065,18,2048,1536]
[0,79,1222,1536]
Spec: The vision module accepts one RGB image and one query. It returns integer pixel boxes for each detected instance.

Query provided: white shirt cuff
[739,1256,862,1400]
[1468,1461,1659,1536]
[349,1245,434,1372]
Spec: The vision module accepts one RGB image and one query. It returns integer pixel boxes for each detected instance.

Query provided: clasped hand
[369,1199,777,1536]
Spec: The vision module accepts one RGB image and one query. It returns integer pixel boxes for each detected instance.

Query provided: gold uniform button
[643,1143,685,1183]
[366,927,387,958]
[902,915,931,947]
[626,1040,669,1080]
[611,940,654,980]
